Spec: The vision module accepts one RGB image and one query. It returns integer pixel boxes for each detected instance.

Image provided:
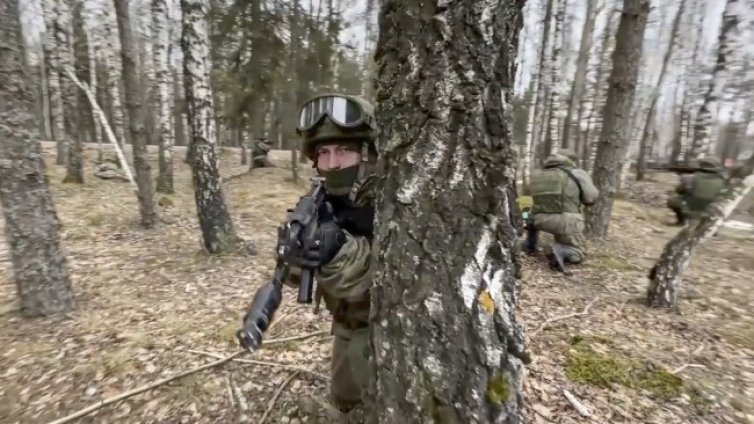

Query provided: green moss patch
[590,254,638,272]
[487,373,511,404]
[565,341,684,400]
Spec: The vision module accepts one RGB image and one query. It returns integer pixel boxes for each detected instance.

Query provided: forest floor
[0,142,752,424]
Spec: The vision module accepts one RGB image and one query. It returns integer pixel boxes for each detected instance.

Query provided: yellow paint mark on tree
[479,290,495,314]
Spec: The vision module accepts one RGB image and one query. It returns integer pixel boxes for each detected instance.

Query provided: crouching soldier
[667,157,726,226]
[529,149,598,273]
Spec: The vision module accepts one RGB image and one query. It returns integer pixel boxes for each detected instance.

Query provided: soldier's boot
[672,209,686,226]
[523,226,538,256]
[548,244,572,276]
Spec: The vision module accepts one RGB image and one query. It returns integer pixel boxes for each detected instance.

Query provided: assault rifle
[663,165,711,174]
[236,177,327,350]
[646,162,720,175]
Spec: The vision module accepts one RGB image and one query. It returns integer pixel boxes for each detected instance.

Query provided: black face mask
[321,164,360,196]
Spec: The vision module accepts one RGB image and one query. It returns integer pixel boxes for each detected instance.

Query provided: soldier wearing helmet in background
[666,156,726,225]
[283,94,379,423]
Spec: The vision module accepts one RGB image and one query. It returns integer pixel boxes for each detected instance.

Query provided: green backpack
[530,168,581,214]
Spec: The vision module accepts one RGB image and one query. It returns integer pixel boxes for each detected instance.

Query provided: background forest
[2,0,754,422]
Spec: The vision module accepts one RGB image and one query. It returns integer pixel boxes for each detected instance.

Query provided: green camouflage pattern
[348,173,381,207]
[533,213,588,261]
[530,155,583,214]
[330,327,370,412]
[289,94,378,412]
[669,170,725,219]
[282,176,378,410]
[530,154,598,262]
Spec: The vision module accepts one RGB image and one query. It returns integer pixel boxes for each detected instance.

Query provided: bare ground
[0,143,752,424]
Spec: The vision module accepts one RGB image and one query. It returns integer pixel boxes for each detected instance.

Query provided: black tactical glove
[296,221,347,268]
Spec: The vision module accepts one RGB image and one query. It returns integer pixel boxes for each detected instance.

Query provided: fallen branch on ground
[259,372,299,424]
[224,374,236,408]
[671,363,706,374]
[227,370,249,412]
[222,169,251,183]
[563,389,591,417]
[268,306,304,330]
[187,350,328,381]
[264,329,329,345]
[63,65,135,189]
[46,351,243,424]
[531,297,600,337]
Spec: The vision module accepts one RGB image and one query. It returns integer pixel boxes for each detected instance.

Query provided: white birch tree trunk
[562,0,598,150]
[523,0,557,185]
[38,44,53,140]
[102,6,126,146]
[690,0,743,159]
[60,0,86,183]
[153,0,174,193]
[370,0,529,420]
[87,30,103,161]
[42,0,67,165]
[635,0,686,179]
[522,77,537,190]
[545,0,566,157]
[181,0,250,254]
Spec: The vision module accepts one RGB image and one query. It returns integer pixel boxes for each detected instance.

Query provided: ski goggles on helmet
[297,95,374,132]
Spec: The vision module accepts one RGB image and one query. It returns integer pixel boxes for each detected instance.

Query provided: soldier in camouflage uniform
[666,156,726,225]
[529,149,599,271]
[251,137,274,168]
[284,94,378,423]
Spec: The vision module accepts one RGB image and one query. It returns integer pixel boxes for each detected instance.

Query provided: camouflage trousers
[533,212,588,264]
[331,325,370,410]
[667,195,686,215]
[299,325,370,423]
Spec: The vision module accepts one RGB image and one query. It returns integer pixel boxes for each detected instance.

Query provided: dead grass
[0,143,752,423]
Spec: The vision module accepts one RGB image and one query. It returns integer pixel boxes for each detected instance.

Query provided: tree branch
[46,351,243,424]
[563,389,591,417]
[531,297,600,336]
[62,65,135,189]
[187,350,329,381]
[259,372,299,424]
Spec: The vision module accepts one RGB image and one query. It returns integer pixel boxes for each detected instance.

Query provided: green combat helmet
[558,148,580,168]
[296,94,378,202]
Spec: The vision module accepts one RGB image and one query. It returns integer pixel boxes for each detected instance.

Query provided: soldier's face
[315,142,361,172]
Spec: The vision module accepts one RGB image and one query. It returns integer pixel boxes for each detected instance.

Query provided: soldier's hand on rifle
[297,221,347,268]
[299,202,346,268]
